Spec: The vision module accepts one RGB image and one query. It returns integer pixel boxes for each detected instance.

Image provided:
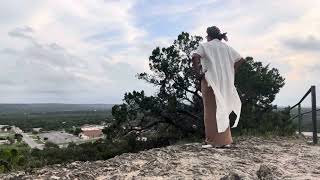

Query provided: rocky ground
[1,135,320,180]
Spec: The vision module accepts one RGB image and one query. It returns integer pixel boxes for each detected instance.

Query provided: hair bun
[221,32,228,41]
[206,26,228,41]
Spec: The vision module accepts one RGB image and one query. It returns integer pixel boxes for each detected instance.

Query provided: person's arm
[192,53,205,80]
[228,46,244,73]
[234,57,245,73]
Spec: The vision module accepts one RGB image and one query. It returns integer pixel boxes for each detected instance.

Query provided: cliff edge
[1,136,320,180]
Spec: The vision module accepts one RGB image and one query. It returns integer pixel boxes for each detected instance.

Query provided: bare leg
[201,78,233,146]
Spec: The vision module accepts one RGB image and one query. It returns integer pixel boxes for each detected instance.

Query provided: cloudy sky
[0,0,319,106]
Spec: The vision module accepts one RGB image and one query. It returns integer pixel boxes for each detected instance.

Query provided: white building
[0,125,12,132]
[79,125,105,139]
[0,140,10,145]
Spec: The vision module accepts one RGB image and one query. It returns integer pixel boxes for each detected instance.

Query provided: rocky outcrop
[1,136,320,179]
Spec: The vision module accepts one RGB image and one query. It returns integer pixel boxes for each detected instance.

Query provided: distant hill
[288,107,320,132]
[0,104,115,113]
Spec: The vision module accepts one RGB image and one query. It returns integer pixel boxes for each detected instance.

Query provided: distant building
[81,125,105,131]
[32,128,42,132]
[0,125,11,132]
[79,125,104,139]
[0,140,10,145]
[79,129,103,139]
[39,131,80,145]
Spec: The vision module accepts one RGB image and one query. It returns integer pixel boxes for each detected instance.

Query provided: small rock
[256,164,279,180]
[50,175,60,179]
[220,172,243,180]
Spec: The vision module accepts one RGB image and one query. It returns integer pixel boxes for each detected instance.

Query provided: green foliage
[0,32,298,174]
[14,136,171,170]
[73,128,82,136]
[0,110,111,132]
[6,137,15,145]
[233,57,296,135]
[44,142,59,149]
[262,107,297,135]
[235,57,285,108]
[104,32,204,142]
[0,148,27,173]
[66,128,82,136]
[14,134,23,142]
[107,31,296,141]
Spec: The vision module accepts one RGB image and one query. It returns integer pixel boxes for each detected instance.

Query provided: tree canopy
[105,32,294,141]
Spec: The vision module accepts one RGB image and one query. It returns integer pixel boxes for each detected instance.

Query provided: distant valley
[0,104,115,113]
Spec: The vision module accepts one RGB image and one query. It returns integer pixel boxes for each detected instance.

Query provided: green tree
[6,137,15,145]
[44,142,59,149]
[0,148,26,173]
[105,32,204,140]
[73,128,82,136]
[14,134,23,142]
[106,32,293,141]
[233,57,293,134]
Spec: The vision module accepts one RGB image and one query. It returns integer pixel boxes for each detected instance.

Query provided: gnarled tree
[104,32,292,141]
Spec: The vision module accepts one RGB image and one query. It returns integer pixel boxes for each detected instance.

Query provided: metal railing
[290,86,318,144]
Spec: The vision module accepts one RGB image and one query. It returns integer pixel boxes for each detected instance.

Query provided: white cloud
[0,0,319,106]
[0,0,154,103]
[182,0,320,106]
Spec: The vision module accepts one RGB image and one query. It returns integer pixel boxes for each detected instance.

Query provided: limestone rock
[220,172,243,180]
[1,136,320,179]
[256,164,281,180]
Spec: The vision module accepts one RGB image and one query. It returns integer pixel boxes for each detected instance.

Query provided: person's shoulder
[214,40,228,46]
[198,42,207,46]
[199,41,211,48]
[200,40,228,48]
[216,41,233,50]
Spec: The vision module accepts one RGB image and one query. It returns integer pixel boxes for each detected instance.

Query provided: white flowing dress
[195,39,242,133]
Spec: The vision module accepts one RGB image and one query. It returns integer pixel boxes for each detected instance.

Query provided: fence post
[298,104,302,134]
[311,85,318,144]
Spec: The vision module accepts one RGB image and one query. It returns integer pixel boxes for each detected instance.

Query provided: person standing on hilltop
[192,26,245,148]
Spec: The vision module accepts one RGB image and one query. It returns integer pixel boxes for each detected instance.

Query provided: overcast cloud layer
[0,0,319,106]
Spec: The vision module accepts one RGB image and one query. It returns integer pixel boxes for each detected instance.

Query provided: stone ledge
[1,136,320,180]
